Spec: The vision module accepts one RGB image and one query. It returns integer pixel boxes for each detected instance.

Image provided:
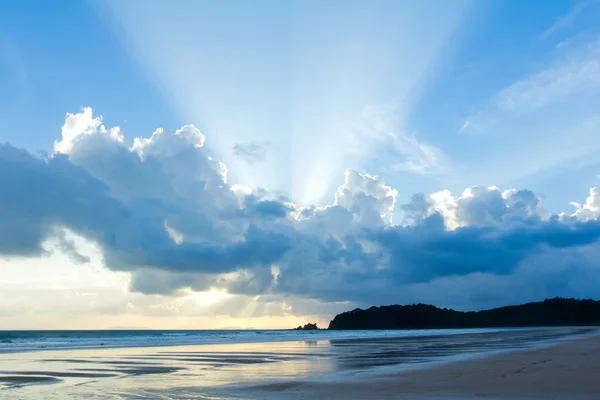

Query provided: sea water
[0,328,519,353]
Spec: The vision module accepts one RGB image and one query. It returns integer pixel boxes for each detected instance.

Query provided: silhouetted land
[294,323,319,330]
[328,298,600,330]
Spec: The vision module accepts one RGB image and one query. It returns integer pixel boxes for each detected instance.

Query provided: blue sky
[3,0,598,210]
[0,0,178,150]
[2,0,600,328]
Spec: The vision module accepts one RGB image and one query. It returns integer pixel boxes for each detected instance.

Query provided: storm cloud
[2,107,600,310]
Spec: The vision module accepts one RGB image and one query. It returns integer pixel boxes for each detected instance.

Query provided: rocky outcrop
[294,323,319,330]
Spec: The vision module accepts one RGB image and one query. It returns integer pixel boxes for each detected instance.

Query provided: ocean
[0,328,526,353]
[0,327,594,399]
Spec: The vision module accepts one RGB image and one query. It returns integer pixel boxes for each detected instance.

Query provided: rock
[294,323,319,330]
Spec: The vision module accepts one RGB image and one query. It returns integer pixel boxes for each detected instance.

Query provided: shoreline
[235,331,600,399]
[0,327,533,354]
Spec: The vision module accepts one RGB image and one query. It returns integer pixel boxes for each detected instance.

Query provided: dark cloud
[0,142,288,277]
[373,215,600,284]
[232,141,268,163]
[2,108,600,311]
[400,193,430,224]
[244,196,291,219]
[51,228,91,264]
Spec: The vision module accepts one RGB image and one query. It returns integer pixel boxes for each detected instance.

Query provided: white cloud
[349,104,444,174]
[424,186,549,230]
[496,46,600,111]
[542,1,598,39]
[55,107,123,154]
[132,124,205,159]
[457,111,485,134]
[457,33,600,139]
[570,187,600,221]
[334,169,398,226]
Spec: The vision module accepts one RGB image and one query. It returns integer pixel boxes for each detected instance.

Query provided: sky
[2,0,600,329]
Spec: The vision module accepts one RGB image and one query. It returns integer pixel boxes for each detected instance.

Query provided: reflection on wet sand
[0,327,594,399]
[0,376,61,389]
[327,327,593,370]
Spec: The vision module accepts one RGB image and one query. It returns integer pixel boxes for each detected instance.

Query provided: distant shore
[241,331,600,399]
[328,298,600,330]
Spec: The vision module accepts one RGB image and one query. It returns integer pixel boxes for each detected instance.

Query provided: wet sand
[243,334,600,399]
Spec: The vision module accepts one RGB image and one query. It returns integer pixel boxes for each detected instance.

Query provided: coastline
[236,331,600,399]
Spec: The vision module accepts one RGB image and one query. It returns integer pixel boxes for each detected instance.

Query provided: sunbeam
[99,0,471,205]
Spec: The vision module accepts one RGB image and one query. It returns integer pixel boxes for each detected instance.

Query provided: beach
[0,327,597,399]
[242,332,600,400]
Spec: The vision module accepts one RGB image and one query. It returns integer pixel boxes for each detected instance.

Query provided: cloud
[3,108,600,311]
[458,35,600,138]
[457,112,485,134]
[427,185,549,230]
[570,187,600,221]
[496,44,600,111]
[334,169,398,226]
[49,228,91,264]
[0,112,288,276]
[55,107,124,154]
[349,105,444,174]
[232,141,268,163]
[542,1,599,39]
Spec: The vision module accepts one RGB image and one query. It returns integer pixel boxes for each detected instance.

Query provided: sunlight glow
[101,0,472,206]
[190,289,232,307]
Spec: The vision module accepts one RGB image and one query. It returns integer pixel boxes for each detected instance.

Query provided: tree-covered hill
[328,298,600,330]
